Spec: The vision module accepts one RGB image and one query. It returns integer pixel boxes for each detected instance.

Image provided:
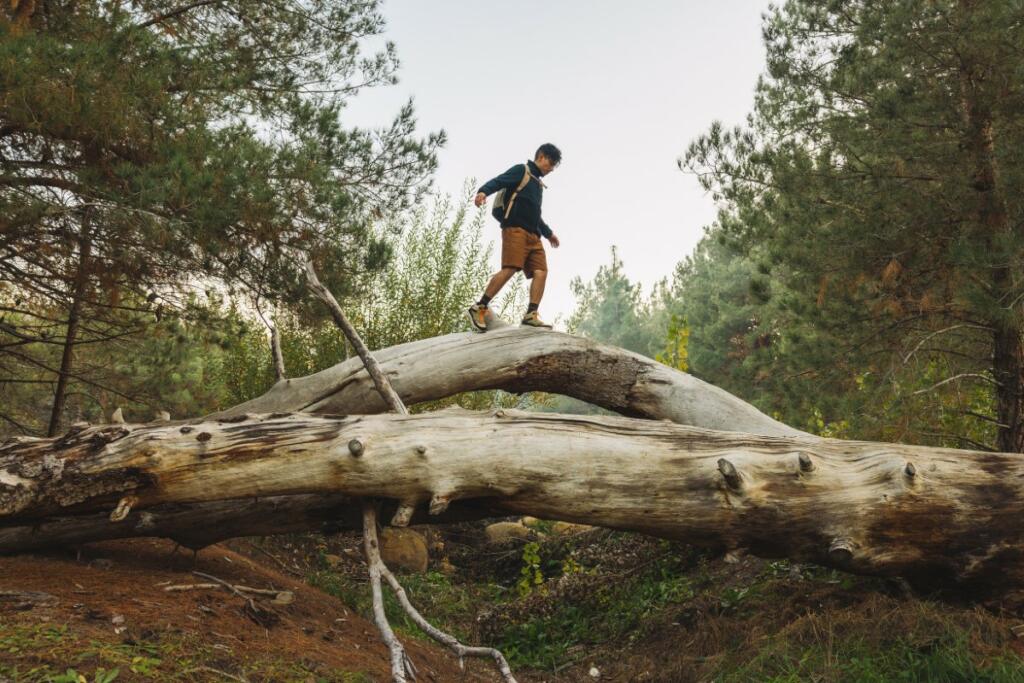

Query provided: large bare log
[2,411,1022,603]
[217,327,802,438]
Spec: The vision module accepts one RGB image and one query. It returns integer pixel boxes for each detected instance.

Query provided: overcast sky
[344,0,774,324]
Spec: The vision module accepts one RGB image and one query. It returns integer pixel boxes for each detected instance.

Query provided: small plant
[129,655,161,675]
[517,542,544,597]
[719,586,750,611]
[50,668,119,683]
[561,555,584,576]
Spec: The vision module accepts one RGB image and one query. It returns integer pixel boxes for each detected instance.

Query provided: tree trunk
[217,327,802,438]
[3,410,1024,604]
[957,4,1024,451]
[47,213,92,437]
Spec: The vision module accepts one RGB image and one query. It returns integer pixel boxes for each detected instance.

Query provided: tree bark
[957,2,1024,452]
[47,212,92,437]
[3,411,1023,603]
[217,327,802,438]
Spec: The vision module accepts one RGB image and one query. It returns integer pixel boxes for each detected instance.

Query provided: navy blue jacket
[477,160,553,238]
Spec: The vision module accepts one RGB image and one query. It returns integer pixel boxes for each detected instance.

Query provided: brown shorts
[501,227,547,279]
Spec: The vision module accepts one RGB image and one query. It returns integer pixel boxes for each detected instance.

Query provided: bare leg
[484,267,520,300]
[529,269,547,307]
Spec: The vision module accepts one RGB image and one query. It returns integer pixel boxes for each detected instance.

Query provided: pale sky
[344,0,774,324]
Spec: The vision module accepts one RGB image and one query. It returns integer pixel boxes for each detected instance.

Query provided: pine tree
[0,1,442,434]
[684,0,1024,450]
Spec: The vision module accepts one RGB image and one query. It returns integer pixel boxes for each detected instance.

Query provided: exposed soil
[0,538,499,682]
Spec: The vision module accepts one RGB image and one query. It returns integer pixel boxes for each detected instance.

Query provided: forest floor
[0,538,493,682]
[3,526,1024,683]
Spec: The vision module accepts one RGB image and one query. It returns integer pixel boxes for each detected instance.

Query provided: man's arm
[540,218,559,248]
[474,164,524,207]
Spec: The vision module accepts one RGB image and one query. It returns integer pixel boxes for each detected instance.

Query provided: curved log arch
[218,327,803,438]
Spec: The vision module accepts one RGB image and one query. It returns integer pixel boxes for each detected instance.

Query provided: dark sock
[527,303,539,314]
[478,294,492,307]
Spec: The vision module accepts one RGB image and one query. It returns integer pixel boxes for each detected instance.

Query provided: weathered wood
[2,411,1023,603]
[217,327,802,437]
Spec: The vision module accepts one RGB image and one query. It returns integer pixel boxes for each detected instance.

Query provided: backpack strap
[503,164,534,220]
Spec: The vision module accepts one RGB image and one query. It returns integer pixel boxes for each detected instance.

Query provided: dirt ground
[0,538,500,682]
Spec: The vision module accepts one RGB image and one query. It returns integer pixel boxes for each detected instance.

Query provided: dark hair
[535,143,562,165]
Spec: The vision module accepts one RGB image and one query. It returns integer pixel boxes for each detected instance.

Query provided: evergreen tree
[684,0,1024,450]
[568,247,667,358]
[0,1,441,434]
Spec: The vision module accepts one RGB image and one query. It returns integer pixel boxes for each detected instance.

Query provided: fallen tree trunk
[2,411,1022,603]
[216,327,802,438]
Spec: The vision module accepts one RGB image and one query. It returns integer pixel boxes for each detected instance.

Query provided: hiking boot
[467,304,488,332]
[520,311,552,329]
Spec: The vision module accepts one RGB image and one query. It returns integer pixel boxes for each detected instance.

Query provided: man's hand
[474,192,487,208]
[547,233,560,248]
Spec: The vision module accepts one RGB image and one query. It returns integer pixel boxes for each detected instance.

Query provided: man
[467,143,562,331]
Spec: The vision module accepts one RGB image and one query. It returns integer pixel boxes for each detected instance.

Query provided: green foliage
[309,568,499,644]
[724,630,1024,683]
[517,541,544,597]
[496,548,694,670]
[221,190,524,412]
[50,668,119,683]
[0,619,365,682]
[680,0,1024,449]
[655,313,690,372]
[568,247,667,358]
[1,0,441,435]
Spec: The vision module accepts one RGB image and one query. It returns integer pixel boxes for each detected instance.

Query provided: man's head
[534,143,562,175]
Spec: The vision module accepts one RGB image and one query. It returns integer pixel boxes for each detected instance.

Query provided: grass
[0,620,371,682]
[718,609,1024,683]
[308,567,504,644]
[281,528,1024,681]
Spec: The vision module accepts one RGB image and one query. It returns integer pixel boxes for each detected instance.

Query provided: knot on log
[179,426,193,434]
[798,452,815,473]
[717,458,742,490]
[109,495,138,522]
[828,538,855,566]
[391,503,416,527]
[429,494,450,516]
[348,439,364,457]
[95,427,130,445]
[195,432,212,443]
[218,414,249,424]
[904,462,917,478]
[415,445,427,457]
[65,422,89,437]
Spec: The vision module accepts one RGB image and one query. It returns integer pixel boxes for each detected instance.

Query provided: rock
[520,516,543,528]
[379,528,428,573]
[271,590,295,605]
[485,522,531,545]
[323,554,343,569]
[551,521,593,536]
[589,666,601,679]
[438,558,457,576]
